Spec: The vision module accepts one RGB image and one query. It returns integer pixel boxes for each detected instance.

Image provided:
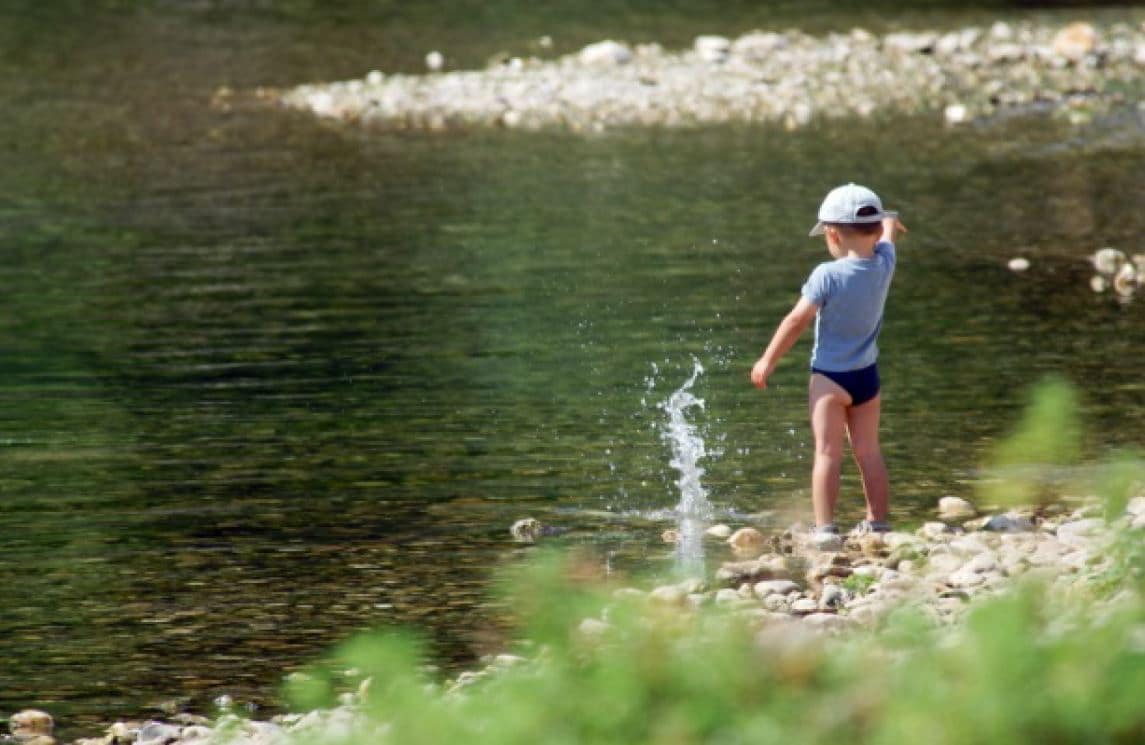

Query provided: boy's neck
[839,235,879,260]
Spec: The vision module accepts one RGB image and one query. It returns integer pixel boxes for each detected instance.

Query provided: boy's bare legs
[846,394,889,523]
[808,374,850,528]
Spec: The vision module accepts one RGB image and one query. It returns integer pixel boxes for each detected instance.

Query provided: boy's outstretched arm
[750,297,818,389]
[881,212,908,244]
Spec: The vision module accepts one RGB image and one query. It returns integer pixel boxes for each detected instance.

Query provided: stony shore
[8,492,1143,745]
[276,19,1145,132]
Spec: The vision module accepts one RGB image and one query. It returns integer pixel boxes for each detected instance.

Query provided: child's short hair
[826,220,882,236]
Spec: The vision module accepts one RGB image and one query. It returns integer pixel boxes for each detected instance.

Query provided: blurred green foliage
[980,376,1084,508]
[284,543,1144,745]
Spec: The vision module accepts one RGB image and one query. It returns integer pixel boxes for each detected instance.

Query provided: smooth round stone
[819,584,848,609]
[754,579,799,598]
[1007,257,1031,272]
[578,618,611,637]
[948,568,986,588]
[803,613,850,632]
[791,597,819,614]
[919,522,955,540]
[1056,518,1104,547]
[138,722,182,745]
[714,588,744,605]
[705,524,733,539]
[983,512,1035,532]
[9,710,54,736]
[727,527,766,555]
[964,553,999,574]
[938,496,977,519]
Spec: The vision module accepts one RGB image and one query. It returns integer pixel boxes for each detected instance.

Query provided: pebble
[1008,257,1031,272]
[983,512,1036,532]
[754,579,799,598]
[938,496,977,520]
[705,524,733,539]
[425,51,445,71]
[727,527,766,556]
[1056,518,1105,547]
[820,584,848,609]
[9,710,53,736]
[791,597,819,614]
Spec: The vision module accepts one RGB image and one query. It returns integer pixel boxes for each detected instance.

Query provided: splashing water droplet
[660,358,714,571]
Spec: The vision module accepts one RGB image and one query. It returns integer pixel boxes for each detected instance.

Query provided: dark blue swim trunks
[812,363,880,406]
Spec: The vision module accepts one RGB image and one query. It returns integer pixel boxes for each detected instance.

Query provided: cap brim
[808,221,826,237]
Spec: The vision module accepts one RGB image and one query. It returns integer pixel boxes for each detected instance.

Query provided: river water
[0,0,1142,736]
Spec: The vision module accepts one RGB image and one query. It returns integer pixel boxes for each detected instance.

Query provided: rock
[820,583,848,609]
[949,535,992,556]
[884,544,923,570]
[694,35,731,63]
[808,532,843,552]
[1008,257,1031,272]
[1113,263,1137,298]
[919,522,955,541]
[677,577,707,594]
[1052,22,1098,62]
[578,617,611,637]
[884,32,938,54]
[425,51,445,72]
[983,512,1035,532]
[9,710,53,736]
[990,21,1014,40]
[948,568,987,588]
[963,553,999,574]
[761,593,792,612]
[578,40,633,65]
[731,31,787,60]
[858,532,888,557]
[137,722,181,745]
[727,527,766,556]
[18,738,56,745]
[661,529,680,544]
[1056,518,1105,547]
[1092,247,1127,274]
[927,553,964,576]
[1127,496,1145,517]
[649,585,689,606]
[803,613,850,632]
[944,103,970,124]
[754,579,799,598]
[938,496,977,520]
[791,597,819,614]
[716,555,790,585]
[714,588,744,605]
[510,518,542,542]
[705,524,733,539]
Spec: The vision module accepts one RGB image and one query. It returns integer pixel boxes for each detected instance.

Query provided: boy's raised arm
[880,212,908,244]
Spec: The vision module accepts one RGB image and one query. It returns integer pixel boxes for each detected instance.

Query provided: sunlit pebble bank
[277,20,1145,132]
[1005,248,1145,303]
[8,495,1142,745]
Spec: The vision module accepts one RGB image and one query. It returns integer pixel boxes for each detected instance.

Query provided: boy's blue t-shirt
[800,240,896,372]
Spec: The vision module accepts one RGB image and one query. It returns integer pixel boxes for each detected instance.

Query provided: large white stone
[938,496,977,519]
[694,35,731,63]
[1056,518,1105,547]
[578,40,633,65]
[754,579,799,598]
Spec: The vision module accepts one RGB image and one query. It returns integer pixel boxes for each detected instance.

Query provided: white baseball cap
[808,183,887,236]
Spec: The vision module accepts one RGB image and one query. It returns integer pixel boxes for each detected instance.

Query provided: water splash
[660,358,714,572]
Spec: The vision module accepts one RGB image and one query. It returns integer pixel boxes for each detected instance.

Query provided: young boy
[749,183,907,538]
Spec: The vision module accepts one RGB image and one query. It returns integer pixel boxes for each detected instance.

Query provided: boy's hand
[882,212,908,242]
[750,357,771,389]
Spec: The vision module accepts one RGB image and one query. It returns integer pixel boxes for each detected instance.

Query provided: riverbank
[276,19,1145,132]
[11,493,1142,745]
